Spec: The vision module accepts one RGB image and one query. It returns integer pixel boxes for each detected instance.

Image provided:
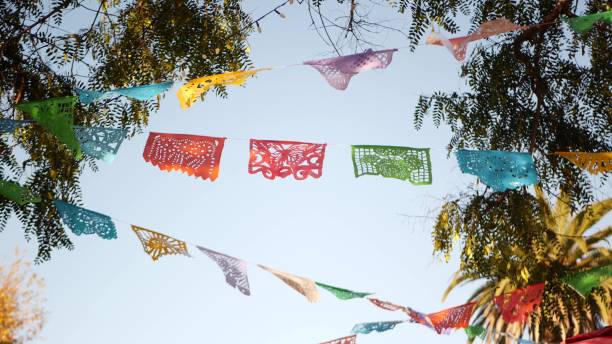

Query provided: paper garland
[427,302,476,334]
[315,282,372,300]
[258,265,320,303]
[566,10,612,34]
[494,283,545,323]
[320,334,357,344]
[54,200,117,240]
[74,126,127,163]
[304,49,397,90]
[563,265,612,297]
[177,69,268,109]
[248,139,327,180]
[198,246,251,296]
[456,149,538,192]
[351,321,405,335]
[554,152,612,175]
[16,96,82,159]
[426,18,525,61]
[351,145,432,185]
[0,180,40,205]
[76,82,173,104]
[131,225,190,261]
[142,132,226,181]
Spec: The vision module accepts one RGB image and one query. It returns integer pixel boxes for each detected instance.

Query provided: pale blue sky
[1,2,610,344]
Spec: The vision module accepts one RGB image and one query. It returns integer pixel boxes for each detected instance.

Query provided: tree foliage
[0,249,46,344]
[0,0,252,262]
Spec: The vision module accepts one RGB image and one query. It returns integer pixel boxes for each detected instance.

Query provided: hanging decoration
[54,200,117,240]
[351,145,432,185]
[315,282,372,300]
[131,225,190,261]
[465,325,486,340]
[563,326,612,344]
[456,149,538,192]
[554,152,612,175]
[565,10,612,34]
[426,18,525,61]
[197,246,251,296]
[494,283,545,323]
[74,126,127,163]
[142,132,226,181]
[405,306,436,331]
[0,119,32,133]
[16,96,82,159]
[368,298,406,312]
[248,139,327,180]
[76,82,173,104]
[320,334,357,344]
[0,180,40,205]
[177,69,268,109]
[303,49,397,90]
[563,265,612,297]
[350,320,405,335]
[258,265,320,303]
[427,302,476,334]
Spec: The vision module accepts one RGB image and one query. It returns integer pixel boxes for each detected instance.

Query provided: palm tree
[443,186,611,343]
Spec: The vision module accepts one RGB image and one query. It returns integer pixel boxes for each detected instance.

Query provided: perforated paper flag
[351,321,404,335]
[76,82,173,104]
[177,69,268,109]
[564,265,612,297]
[197,246,250,296]
[131,225,190,261]
[143,132,226,181]
[494,283,545,323]
[0,119,32,133]
[427,302,476,334]
[316,282,372,300]
[368,298,405,311]
[0,180,40,205]
[554,152,612,175]
[352,145,432,184]
[249,139,327,180]
[456,150,538,192]
[566,11,612,34]
[16,97,82,159]
[320,334,357,344]
[54,200,117,239]
[304,49,397,90]
[258,265,320,303]
[74,126,127,163]
[427,18,525,61]
[465,325,486,340]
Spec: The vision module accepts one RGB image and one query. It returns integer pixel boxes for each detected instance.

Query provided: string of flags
[28,199,612,343]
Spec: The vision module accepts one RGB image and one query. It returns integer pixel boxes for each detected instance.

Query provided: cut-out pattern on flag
[76,82,173,104]
[16,97,82,159]
[249,139,327,180]
[351,321,404,335]
[303,49,397,90]
[368,298,405,311]
[131,225,190,261]
[456,150,538,192]
[426,18,525,61]
[494,283,545,323]
[427,302,476,334]
[465,325,486,340]
[0,180,40,205]
[566,11,612,34]
[352,145,432,185]
[143,132,226,181]
[177,69,267,109]
[405,307,436,330]
[74,126,127,163]
[0,119,32,133]
[316,282,372,300]
[197,246,251,296]
[258,265,320,303]
[320,334,357,344]
[54,200,117,240]
[563,265,612,297]
[554,152,612,175]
